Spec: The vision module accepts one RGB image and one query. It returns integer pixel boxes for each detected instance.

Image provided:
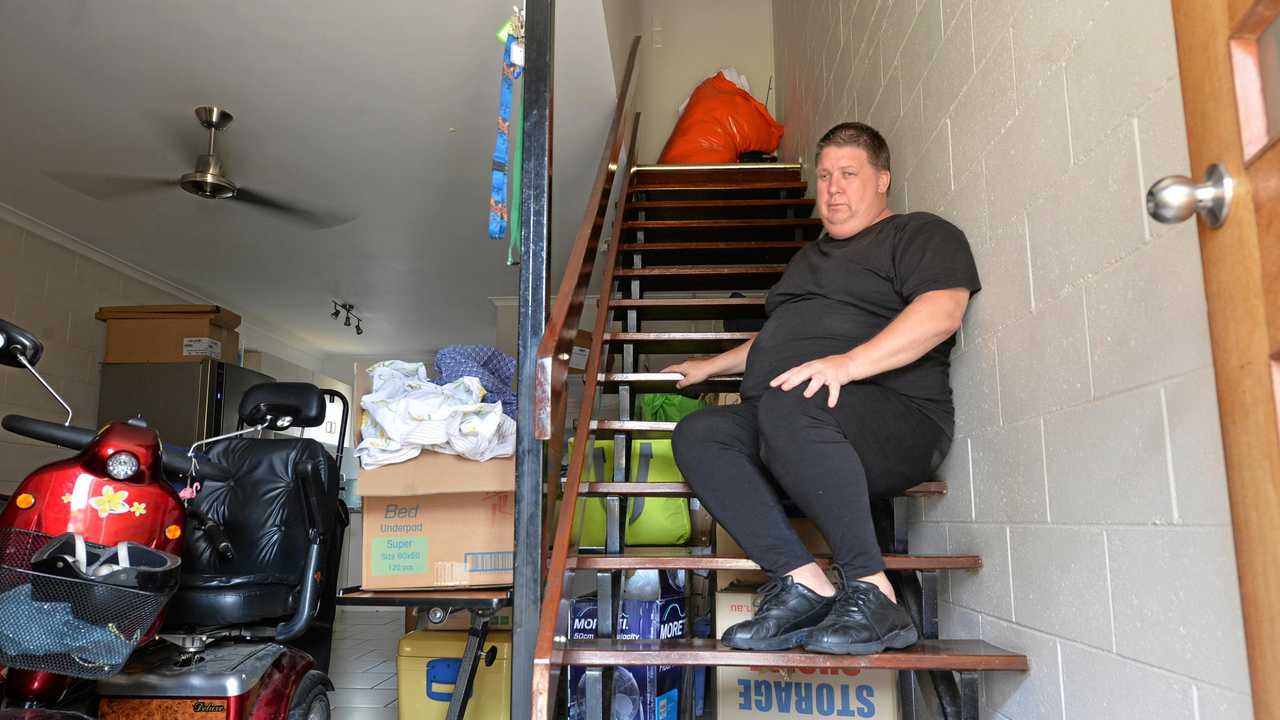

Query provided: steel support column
[512,1,553,718]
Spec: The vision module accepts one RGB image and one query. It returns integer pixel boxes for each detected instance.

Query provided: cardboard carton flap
[357,451,516,497]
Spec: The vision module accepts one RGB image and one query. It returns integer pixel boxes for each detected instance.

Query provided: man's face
[814,145,891,237]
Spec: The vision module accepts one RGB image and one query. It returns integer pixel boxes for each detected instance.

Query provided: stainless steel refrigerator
[98,360,275,448]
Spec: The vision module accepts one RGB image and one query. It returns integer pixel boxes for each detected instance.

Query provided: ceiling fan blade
[233,187,353,230]
[46,172,177,201]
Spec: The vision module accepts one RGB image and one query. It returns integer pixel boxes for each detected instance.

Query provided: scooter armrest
[274,540,322,643]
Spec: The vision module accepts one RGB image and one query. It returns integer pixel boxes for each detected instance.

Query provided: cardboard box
[358,452,515,590]
[568,572,686,720]
[714,521,831,590]
[353,359,516,590]
[96,305,241,364]
[715,589,898,719]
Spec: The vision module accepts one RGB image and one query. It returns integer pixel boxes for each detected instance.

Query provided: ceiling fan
[48,106,352,230]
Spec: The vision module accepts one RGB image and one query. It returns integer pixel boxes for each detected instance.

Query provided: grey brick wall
[0,217,185,494]
[771,1,1251,716]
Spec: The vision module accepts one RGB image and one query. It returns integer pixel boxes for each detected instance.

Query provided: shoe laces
[752,578,790,614]
[829,582,877,622]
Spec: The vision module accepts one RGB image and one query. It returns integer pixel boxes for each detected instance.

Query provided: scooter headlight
[106,451,140,480]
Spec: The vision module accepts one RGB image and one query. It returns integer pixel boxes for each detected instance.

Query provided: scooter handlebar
[2,414,95,451]
[1,414,232,483]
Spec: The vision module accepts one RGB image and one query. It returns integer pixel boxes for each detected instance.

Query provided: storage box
[715,589,898,719]
[353,361,516,590]
[714,521,831,590]
[397,630,510,720]
[358,452,515,590]
[96,305,241,364]
[568,571,687,720]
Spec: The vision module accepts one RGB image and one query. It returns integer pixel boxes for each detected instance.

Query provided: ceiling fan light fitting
[179,171,237,199]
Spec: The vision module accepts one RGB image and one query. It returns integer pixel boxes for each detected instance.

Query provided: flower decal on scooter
[89,485,131,519]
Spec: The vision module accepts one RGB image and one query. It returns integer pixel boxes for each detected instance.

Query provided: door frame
[1171,1,1280,717]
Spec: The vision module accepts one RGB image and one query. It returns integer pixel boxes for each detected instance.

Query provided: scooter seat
[164,579,296,627]
[163,437,336,631]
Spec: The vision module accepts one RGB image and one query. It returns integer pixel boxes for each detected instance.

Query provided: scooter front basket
[0,529,177,678]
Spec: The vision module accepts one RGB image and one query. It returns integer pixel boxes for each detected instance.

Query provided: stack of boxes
[351,364,517,720]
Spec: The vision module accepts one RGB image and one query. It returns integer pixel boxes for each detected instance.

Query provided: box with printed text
[715,588,898,719]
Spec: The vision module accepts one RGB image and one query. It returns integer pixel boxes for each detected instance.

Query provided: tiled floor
[328,607,403,720]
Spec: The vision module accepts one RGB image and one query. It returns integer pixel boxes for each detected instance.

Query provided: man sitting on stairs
[664,122,981,655]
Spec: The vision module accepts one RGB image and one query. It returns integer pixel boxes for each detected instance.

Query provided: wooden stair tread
[619,241,807,251]
[615,265,786,276]
[597,372,742,393]
[567,549,981,572]
[581,481,945,497]
[609,297,765,321]
[630,164,803,186]
[628,198,815,210]
[622,218,820,229]
[555,638,1029,672]
[630,180,808,192]
[602,331,755,354]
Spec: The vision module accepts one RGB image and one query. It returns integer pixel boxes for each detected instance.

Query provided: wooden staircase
[531,160,1028,720]
[528,40,1024,720]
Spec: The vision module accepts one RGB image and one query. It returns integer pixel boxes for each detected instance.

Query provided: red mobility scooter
[0,318,348,720]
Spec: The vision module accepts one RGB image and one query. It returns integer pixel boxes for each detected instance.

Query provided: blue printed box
[568,572,687,720]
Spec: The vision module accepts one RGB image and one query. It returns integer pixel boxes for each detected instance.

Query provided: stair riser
[618,273,782,292]
[621,245,803,266]
[624,226,822,244]
[630,187,806,201]
[628,204,813,221]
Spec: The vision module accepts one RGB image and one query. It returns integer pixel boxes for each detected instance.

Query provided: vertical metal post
[512,1,553,719]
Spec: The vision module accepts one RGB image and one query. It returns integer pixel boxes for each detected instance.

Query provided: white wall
[632,0,777,163]
[773,0,1251,717]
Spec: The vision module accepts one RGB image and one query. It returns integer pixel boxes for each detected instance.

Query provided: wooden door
[1169,2,1280,717]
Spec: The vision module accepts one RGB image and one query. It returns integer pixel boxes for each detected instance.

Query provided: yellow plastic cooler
[397,630,511,720]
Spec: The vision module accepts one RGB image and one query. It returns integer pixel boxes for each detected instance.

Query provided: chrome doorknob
[1146,163,1233,228]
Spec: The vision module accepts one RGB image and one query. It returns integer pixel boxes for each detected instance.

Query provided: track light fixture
[329,300,365,337]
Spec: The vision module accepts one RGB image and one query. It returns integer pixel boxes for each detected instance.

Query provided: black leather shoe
[803,579,919,655]
[721,576,836,651]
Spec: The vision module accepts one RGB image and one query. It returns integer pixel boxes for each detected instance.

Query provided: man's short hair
[815,122,891,173]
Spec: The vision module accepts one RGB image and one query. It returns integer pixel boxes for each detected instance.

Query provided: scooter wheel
[286,670,331,720]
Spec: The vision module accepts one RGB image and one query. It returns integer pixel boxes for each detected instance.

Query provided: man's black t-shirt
[740,211,982,434]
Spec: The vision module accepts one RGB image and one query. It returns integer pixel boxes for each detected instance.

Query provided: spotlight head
[355,322,364,336]
[330,308,340,319]
[344,313,352,327]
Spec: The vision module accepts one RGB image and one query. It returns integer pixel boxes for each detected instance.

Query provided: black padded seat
[164,437,337,629]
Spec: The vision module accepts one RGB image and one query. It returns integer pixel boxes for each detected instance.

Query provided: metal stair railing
[530,35,641,720]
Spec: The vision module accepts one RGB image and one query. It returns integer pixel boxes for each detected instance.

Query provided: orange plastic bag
[658,72,784,164]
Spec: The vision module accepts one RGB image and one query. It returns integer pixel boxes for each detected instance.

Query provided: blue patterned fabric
[489,33,523,241]
[434,345,517,417]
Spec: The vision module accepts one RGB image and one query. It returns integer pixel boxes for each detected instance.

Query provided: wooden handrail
[529,36,642,719]
[534,35,642,445]
[531,114,640,719]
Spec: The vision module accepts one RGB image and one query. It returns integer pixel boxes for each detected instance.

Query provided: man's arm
[770,288,970,406]
[663,338,754,389]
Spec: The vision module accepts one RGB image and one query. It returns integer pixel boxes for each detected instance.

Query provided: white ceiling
[0,1,618,360]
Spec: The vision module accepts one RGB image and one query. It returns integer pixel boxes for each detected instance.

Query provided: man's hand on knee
[769,353,862,408]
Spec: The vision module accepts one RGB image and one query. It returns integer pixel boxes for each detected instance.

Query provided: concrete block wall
[772,1,1252,717]
[0,216,185,494]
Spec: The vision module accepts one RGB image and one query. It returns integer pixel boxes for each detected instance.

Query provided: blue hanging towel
[489,33,523,241]
[435,345,518,418]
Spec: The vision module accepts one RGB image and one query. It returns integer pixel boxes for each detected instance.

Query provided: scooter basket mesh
[0,529,174,678]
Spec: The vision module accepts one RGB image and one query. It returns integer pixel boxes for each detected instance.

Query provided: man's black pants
[672,384,951,579]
